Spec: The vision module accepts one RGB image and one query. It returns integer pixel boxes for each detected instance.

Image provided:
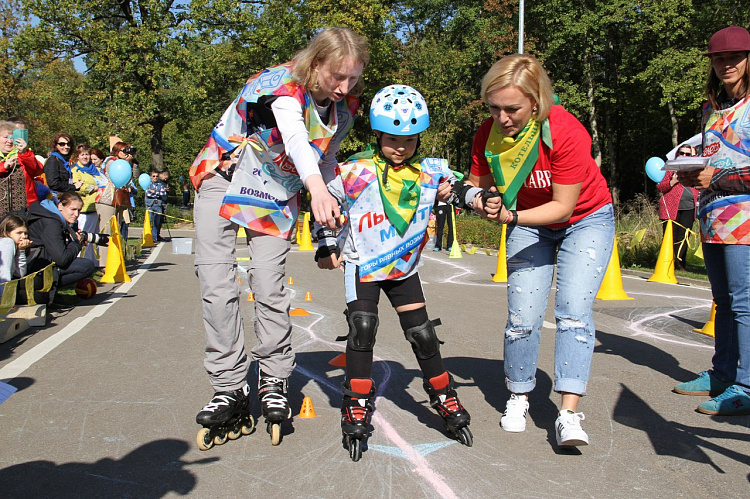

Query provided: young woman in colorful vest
[469,54,614,449]
[674,26,750,416]
[189,27,370,448]
[316,85,474,461]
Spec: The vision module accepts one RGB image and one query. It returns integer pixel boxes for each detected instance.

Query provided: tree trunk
[584,52,602,168]
[667,95,679,147]
[150,118,165,172]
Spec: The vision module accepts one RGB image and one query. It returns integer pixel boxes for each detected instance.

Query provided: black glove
[314,228,340,262]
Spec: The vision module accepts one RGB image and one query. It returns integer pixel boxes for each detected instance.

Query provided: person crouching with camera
[26,191,105,294]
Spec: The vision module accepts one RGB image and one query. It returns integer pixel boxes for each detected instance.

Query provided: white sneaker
[500,394,529,432]
[555,410,589,447]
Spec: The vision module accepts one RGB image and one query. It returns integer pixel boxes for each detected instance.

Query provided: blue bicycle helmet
[370,85,430,135]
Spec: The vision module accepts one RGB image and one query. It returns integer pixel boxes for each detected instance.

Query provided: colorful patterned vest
[699,96,750,244]
[190,62,359,238]
[339,157,450,281]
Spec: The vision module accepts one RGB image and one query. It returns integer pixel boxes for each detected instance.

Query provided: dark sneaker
[697,385,750,416]
[673,370,732,396]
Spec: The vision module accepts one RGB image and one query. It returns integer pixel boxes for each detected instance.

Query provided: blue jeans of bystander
[703,242,750,391]
[504,204,615,395]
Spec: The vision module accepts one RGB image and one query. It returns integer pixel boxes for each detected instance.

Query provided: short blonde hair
[291,27,370,97]
[481,54,555,122]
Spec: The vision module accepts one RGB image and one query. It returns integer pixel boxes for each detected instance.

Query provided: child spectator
[0,215,29,283]
[72,144,102,264]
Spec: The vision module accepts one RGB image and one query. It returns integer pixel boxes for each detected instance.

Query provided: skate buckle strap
[201,394,234,412]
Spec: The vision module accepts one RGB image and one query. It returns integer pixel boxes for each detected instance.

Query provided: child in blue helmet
[316,85,482,461]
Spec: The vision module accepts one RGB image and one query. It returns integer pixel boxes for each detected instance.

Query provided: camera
[123,146,137,156]
[79,231,110,246]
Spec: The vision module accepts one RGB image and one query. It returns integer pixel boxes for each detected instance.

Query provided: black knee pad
[345,310,379,352]
[403,319,443,360]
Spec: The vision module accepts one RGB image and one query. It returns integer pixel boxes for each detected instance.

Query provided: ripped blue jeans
[504,204,614,395]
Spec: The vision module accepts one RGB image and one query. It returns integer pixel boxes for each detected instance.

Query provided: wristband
[509,210,518,226]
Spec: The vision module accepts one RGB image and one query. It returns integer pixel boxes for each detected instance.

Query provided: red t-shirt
[471,105,611,228]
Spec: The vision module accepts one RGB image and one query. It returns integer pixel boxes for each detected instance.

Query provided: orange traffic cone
[247,291,255,302]
[596,237,633,300]
[648,220,678,284]
[328,353,346,367]
[492,225,508,282]
[693,302,716,337]
[298,396,317,418]
[299,212,314,251]
[290,308,310,316]
[287,276,294,285]
[100,216,131,283]
[304,291,312,301]
[141,210,155,247]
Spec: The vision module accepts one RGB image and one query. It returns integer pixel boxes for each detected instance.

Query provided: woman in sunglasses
[656,143,699,271]
[44,133,83,194]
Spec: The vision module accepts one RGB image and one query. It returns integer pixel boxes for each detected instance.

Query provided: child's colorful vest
[699,96,750,244]
[340,157,450,281]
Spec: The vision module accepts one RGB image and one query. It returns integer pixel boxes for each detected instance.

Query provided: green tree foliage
[5,0,749,204]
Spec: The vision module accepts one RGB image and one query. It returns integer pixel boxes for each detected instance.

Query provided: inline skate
[195,384,255,450]
[258,371,292,446]
[341,379,375,462]
[424,373,473,446]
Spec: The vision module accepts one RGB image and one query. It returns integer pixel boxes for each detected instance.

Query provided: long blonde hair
[481,54,555,122]
[291,27,370,97]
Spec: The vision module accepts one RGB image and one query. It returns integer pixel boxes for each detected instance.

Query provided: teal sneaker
[673,371,732,396]
[697,385,750,416]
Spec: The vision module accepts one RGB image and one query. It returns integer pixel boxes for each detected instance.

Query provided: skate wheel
[241,415,255,435]
[348,437,362,462]
[213,432,228,446]
[456,426,473,447]
[196,428,214,451]
[227,427,242,440]
[270,423,281,446]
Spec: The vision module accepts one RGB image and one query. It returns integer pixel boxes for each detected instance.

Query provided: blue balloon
[645,157,666,183]
[138,173,152,191]
[108,159,132,188]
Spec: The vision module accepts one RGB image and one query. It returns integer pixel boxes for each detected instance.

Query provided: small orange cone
[328,353,346,367]
[693,302,716,337]
[298,396,316,418]
[290,308,310,316]
[648,220,678,284]
[304,291,312,301]
[287,276,294,285]
[491,225,508,282]
[247,291,255,302]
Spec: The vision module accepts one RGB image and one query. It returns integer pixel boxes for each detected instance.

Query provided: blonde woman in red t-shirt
[466,53,614,449]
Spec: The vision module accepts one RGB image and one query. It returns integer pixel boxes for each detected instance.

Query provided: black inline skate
[195,384,255,451]
[341,379,375,462]
[258,371,292,446]
[424,373,473,446]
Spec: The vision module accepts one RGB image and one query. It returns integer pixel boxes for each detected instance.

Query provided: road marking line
[0,243,165,382]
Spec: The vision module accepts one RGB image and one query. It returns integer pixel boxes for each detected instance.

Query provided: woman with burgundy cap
[674,25,750,416]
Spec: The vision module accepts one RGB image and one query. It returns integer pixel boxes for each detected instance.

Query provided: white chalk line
[0,243,165,382]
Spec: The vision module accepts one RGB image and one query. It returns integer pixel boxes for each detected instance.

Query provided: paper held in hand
[663,156,710,171]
